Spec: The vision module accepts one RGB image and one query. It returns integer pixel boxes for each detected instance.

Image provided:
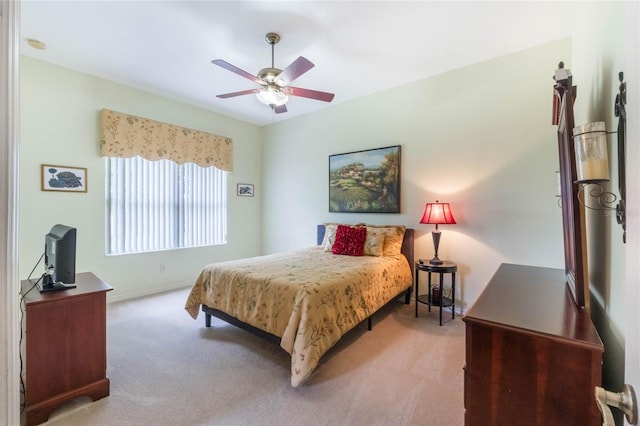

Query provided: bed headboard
[316,224,415,271]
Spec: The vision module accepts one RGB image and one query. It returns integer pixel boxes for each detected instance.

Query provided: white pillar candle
[579,157,609,182]
[573,122,610,183]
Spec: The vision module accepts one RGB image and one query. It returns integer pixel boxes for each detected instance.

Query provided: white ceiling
[20,1,589,126]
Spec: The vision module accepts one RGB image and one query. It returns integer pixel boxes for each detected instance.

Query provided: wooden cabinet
[21,272,113,426]
[463,263,603,426]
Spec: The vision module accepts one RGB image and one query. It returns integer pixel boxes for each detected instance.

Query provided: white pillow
[321,223,339,252]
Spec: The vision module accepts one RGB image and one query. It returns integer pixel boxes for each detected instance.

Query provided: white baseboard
[106,281,192,304]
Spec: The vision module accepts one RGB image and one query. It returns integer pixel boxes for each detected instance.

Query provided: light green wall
[262,39,570,311]
[570,0,639,405]
[19,57,263,301]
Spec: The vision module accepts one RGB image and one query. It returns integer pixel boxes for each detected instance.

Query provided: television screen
[41,224,77,292]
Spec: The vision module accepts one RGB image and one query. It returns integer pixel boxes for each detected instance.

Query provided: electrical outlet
[159,264,166,273]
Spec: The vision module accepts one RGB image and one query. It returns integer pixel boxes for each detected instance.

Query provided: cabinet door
[26,292,107,404]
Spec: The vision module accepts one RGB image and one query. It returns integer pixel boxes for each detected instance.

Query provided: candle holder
[572,72,626,243]
[576,183,619,212]
[431,286,441,304]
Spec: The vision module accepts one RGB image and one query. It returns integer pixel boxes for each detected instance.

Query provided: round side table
[414,260,457,325]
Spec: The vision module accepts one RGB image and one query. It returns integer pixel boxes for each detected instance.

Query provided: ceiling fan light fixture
[256,87,288,106]
[213,32,334,113]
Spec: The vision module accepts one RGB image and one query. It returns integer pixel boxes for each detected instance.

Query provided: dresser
[463,263,603,426]
[21,272,113,425]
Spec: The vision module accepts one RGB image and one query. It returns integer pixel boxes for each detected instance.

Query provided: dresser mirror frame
[553,62,587,308]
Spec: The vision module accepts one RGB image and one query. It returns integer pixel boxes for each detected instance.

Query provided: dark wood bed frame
[201,225,415,344]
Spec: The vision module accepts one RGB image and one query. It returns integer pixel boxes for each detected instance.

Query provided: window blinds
[106,157,227,255]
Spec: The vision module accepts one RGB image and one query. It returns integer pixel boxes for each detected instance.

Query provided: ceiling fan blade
[216,88,261,99]
[274,104,288,114]
[212,59,266,85]
[284,86,335,103]
[276,56,314,86]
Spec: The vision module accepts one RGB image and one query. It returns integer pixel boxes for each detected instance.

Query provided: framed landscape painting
[329,145,400,213]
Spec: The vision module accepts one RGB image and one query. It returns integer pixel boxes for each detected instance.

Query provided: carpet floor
[38,287,465,426]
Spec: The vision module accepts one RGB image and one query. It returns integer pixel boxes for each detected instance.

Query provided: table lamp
[420,200,456,265]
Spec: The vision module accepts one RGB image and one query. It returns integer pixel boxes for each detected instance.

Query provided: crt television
[41,224,77,292]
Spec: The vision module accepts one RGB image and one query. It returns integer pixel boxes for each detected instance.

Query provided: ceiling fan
[212,32,335,114]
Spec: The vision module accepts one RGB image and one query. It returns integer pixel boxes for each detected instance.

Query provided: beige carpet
[39,287,465,426]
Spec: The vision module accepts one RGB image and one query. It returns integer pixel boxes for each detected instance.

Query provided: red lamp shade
[420,200,456,265]
[420,202,456,225]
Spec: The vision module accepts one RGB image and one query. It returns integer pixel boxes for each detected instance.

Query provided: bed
[185,223,414,387]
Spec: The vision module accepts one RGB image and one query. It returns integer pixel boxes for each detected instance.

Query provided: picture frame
[41,164,87,193]
[329,145,400,213]
[237,183,254,197]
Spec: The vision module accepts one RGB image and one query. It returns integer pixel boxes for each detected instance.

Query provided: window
[106,157,227,255]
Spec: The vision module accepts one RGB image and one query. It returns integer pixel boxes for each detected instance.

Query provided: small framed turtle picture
[41,164,87,193]
[237,183,254,197]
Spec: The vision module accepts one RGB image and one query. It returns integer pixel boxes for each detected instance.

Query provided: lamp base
[430,228,443,265]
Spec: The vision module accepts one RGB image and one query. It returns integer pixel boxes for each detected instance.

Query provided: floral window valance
[100,109,233,172]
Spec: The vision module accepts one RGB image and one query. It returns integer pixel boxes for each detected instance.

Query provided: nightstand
[21,272,112,425]
[415,260,457,325]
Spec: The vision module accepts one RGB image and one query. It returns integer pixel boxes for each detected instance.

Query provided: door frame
[624,4,640,422]
[0,0,21,424]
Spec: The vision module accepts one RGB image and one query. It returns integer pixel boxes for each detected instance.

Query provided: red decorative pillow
[332,225,366,256]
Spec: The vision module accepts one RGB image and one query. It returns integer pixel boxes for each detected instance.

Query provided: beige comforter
[185,247,412,387]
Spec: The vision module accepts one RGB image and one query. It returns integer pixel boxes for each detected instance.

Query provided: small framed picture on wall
[237,183,254,197]
[41,164,87,193]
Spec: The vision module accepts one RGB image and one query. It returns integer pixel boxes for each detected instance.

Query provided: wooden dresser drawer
[463,263,603,426]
